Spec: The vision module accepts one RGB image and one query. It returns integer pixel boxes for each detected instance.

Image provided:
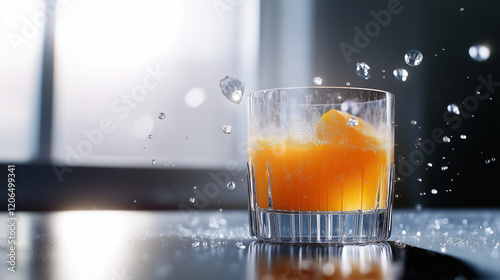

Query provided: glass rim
[248,86,394,99]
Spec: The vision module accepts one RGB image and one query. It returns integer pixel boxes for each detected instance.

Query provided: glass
[247,87,395,243]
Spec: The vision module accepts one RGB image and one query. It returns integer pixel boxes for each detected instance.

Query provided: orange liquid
[249,109,391,212]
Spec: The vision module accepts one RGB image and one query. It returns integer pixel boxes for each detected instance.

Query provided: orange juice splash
[249,109,391,212]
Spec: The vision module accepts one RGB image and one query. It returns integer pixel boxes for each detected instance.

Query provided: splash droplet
[356,62,371,80]
[221,124,232,134]
[442,136,451,143]
[219,76,245,104]
[348,117,358,127]
[393,69,409,81]
[189,197,196,203]
[469,45,490,62]
[447,104,460,115]
[404,50,423,66]
[313,77,323,85]
[415,204,422,212]
[158,112,166,120]
[226,181,235,190]
[431,189,438,194]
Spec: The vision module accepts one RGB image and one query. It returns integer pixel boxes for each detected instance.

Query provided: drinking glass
[247,87,395,243]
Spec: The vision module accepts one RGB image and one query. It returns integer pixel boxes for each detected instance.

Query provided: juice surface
[249,109,391,212]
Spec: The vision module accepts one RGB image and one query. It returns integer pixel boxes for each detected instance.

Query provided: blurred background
[1,0,499,211]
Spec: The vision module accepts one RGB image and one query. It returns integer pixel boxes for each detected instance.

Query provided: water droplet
[313,76,323,85]
[492,158,496,162]
[416,231,421,237]
[341,99,360,115]
[219,76,245,104]
[226,181,236,190]
[459,7,464,11]
[189,197,196,203]
[404,50,424,66]
[221,124,232,134]
[427,163,433,167]
[356,62,371,80]
[148,134,153,139]
[193,186,197,189]
[235,241,246,249]
[158,112,166,120]
[402,230,407,235]
[393,68,409,81]
[460,134,467,139]
[345,82,351,86]
[133,200,137,203]
[447,104,460,115]
[411,120,417,125]
[469,45,490,62]
[462,219,468,225]
[442,136,451,143]
[348,117,358,127]
[441,166,448,171]
[417,178,422,182]
[485,159,491,164]
[415,204,422,212]
[431,189,438,194]
[151,159,156,165]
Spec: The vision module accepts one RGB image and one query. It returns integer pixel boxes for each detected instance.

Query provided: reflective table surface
[1,209,499,279]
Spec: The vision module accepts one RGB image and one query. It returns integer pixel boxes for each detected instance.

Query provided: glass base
[249,207,392,244]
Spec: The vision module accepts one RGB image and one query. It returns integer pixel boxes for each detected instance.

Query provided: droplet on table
[356,62,371,80]
[219,76,245,104]
[158,112,166,120]
[393,69,409,81]
[148,134,153,139]
[151,159,156,165]
[404,50,423,66]
[313,76,323,85]
[221,124,232,134]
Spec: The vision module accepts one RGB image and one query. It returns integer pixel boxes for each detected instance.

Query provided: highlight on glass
[247,87,395,243]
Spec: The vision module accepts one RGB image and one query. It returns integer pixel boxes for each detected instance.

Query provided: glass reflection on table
[247,242,395,280]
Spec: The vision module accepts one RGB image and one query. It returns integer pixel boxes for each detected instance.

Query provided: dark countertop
[1,209,499,279]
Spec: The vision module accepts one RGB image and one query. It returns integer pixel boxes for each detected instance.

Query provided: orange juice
[249,109,391,212]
